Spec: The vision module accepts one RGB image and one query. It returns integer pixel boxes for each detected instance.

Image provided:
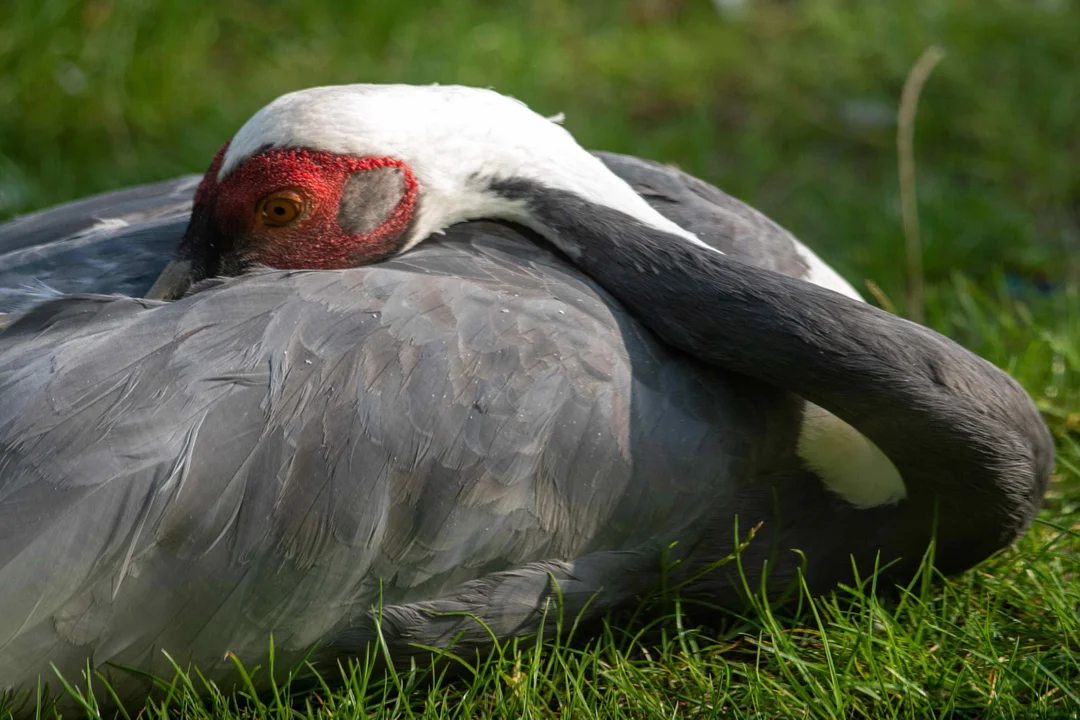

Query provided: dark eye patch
[338,166,407,235]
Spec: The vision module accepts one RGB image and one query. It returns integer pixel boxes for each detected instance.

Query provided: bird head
[147,84,700,299]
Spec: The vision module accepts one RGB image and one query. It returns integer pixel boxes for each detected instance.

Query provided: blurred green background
[1,0,1077,298]
[3,5,1080,715]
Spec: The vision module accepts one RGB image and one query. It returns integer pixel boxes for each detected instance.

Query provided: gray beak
[145,259,195,300]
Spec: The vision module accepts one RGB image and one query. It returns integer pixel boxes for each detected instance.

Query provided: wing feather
[0,222,748,704]
[0,177,197,310]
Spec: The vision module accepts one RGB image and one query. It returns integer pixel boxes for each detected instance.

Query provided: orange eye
[257,191,305,227]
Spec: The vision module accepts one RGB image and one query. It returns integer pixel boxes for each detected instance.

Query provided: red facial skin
[195,142,419,270]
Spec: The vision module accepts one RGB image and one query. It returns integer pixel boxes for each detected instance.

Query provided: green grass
[1,0,1079,718]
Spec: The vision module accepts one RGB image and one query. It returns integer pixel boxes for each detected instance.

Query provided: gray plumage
[0,176,198,311]
[0,154,1051,715]
[0,224,787,709]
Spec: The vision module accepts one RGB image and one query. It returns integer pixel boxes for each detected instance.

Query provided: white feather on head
[221,84,708,253]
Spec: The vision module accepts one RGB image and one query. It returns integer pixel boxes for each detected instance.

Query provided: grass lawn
[2,1,1078,717]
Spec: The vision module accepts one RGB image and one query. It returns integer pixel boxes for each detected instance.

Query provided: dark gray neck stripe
[492,176,1053,572]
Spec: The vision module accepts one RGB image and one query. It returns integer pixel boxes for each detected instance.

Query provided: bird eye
[257,191,305,227]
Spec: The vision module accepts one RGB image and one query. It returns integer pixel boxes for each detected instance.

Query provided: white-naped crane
[0,84,1052,715]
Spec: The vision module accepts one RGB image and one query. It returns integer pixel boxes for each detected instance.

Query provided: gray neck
[493,179,1053,574]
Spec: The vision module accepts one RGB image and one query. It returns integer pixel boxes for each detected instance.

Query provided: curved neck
[498,181,1053,571]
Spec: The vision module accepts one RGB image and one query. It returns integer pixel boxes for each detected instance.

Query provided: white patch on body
[220,84,712,257]
[790,240,864,301]
[793,267,907,507]
[90,217,131,232]
[798,402,906,507]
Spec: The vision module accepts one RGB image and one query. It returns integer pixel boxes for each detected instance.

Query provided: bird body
[0,165,838,705]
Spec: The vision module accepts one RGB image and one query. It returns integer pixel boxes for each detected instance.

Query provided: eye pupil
[258,192,303,226]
